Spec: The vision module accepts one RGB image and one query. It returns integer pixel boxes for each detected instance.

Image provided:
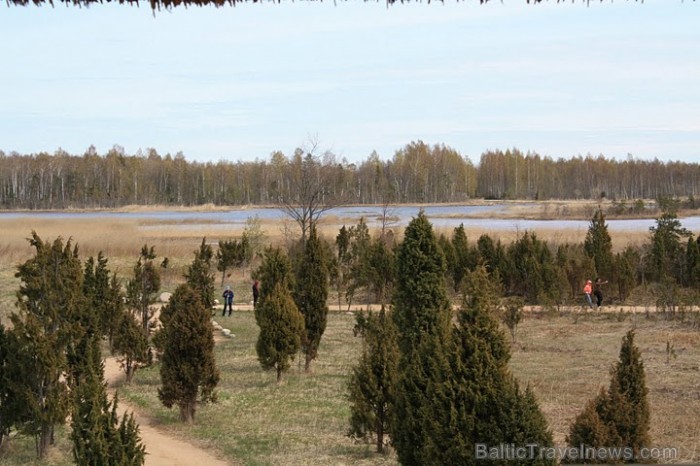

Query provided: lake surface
[2,204,700,233]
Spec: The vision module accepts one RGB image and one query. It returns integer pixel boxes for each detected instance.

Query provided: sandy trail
[103,357,230,466]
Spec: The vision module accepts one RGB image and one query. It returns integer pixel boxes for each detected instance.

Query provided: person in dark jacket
[593,277,608,309]
[222,285,234,316]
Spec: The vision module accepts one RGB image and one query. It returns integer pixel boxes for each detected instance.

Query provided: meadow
[0,205,699,465]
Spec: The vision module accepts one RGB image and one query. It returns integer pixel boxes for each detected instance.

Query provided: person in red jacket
[583,279,593,309]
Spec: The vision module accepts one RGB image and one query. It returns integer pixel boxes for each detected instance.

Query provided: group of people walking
[583,277,608,310]
[221,280,260,316]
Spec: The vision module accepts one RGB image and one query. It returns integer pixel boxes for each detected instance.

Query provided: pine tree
[347,307,399,453]
[391,210,454,465]
[185,238,216,309]
[8,232,84,458]
[446,266,553,465]
[254,247,305,383]
[567,330,651,463]
[584,208,614,280]
[294,226,330,372]
[158,284,219,423]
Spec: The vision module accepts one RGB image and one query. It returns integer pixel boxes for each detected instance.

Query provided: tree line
[1,143,699,209]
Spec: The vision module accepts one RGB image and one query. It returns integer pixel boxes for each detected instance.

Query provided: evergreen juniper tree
[584,208,614,280]
[8,232,84,458]
[567,330,651,463]
[126,245,161,335]
[158,284,219,423]
[112,311,148,385]
[71,333,145,465]
[185,237,216,309]
[451,223,478,292]
[391,210,454,465]
[347,307,399,453]
[447,266,553,465]
[254,247,305,382]
[294,226,330,372]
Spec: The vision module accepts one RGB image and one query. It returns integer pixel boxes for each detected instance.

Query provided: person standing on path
[594,277,608,309]
[222,286,234,316]
[583,279,594,309]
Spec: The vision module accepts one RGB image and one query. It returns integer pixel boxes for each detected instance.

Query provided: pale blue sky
[1,1,698,164]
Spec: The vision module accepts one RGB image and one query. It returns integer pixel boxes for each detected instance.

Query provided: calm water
[2,204,700,233]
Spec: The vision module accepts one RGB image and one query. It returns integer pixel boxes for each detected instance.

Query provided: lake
[2,204,700,234]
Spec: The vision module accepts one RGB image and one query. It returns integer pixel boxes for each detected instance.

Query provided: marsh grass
[102,311,700,465]
[1,309,699,464]
[510,312,700,462]
[116,311,397,466]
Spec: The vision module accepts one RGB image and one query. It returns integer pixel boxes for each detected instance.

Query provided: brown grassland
[0,202,698,465]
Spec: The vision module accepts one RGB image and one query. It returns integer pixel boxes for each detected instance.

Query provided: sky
[1,1,698,165]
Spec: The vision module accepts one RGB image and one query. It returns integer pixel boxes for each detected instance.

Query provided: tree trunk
[276,366,282,384]
[37,423,51,459]
[376,417,384,453]
[179,403,194,423]
[304,352,313,373]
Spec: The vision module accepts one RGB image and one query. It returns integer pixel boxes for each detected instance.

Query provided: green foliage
[347,307,399,453]
[216,236,250,287]
[254,248,305,382]
[346,217,372,304]
[502,296,524,343]
[293,226,329,372]
[0,322,16,449]
[126,245,161,335]
[83,253,125,351]
[584,208,614,280]
[684,236,700,289]
[185,238,216,309]
[567,330,651,463]
[613,247,638,303]
[476,233,507,278]
[331,225,352,309]
[158,285,219,423]
[255,284,305,383]
[70,336,145,466]
[447,266,554,465]
[648,210,691,283]
[451,223,478,293]
[9,232,84,458]
[112,312,148,385]
[505,232,558,304]
[254,247,295,300]
[391,210,454,465]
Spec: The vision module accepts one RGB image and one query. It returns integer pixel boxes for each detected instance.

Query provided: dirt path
[103,357,231,466]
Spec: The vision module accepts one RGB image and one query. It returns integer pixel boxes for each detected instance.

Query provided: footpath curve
[103,357,231,466]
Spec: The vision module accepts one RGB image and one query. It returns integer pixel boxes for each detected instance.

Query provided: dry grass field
[0,203,698,465]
